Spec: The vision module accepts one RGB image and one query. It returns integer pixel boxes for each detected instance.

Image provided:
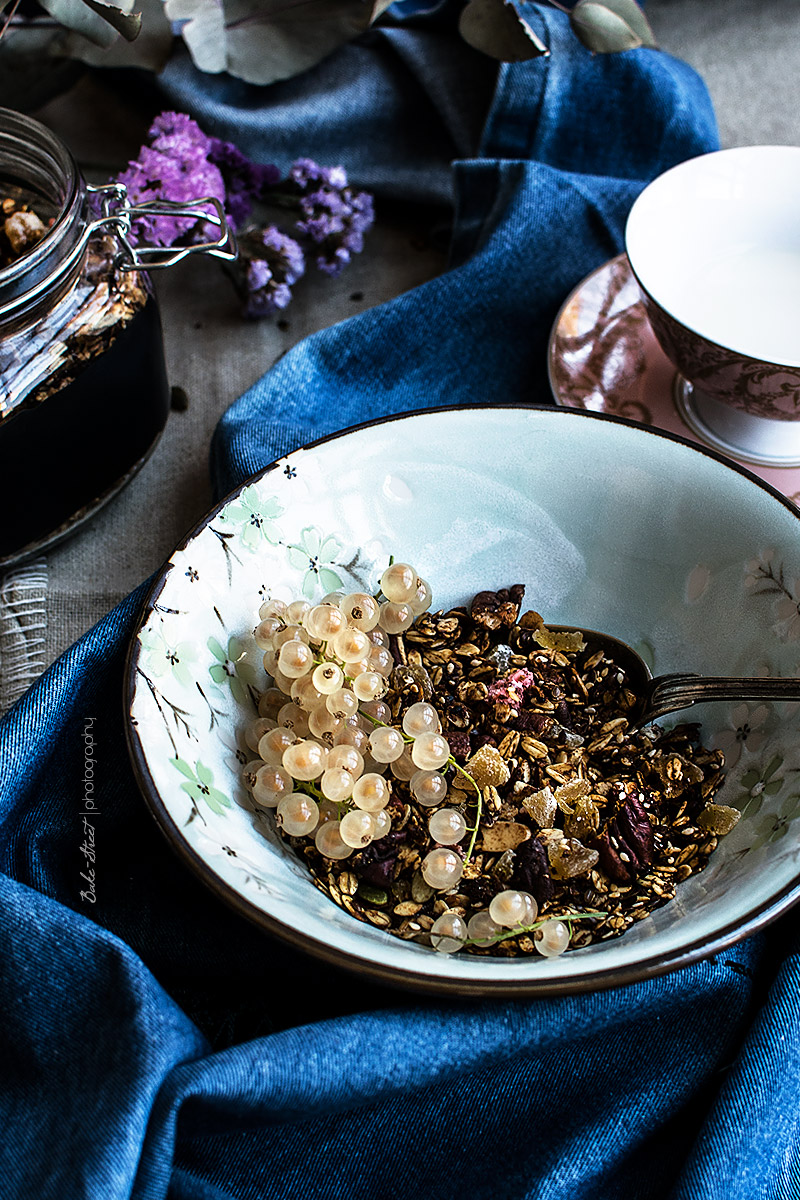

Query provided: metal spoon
[554,625,800,729]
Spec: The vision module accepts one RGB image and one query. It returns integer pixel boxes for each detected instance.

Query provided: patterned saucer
[548,254,800,509]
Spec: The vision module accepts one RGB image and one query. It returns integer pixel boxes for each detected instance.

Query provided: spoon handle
[645,673,800,723]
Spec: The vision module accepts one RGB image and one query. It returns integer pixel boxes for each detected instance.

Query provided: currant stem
[463,910,606,949]
[451,759,482,864]
[359,710,484,861]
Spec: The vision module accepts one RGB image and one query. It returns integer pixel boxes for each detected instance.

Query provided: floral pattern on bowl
[126,406,800,995]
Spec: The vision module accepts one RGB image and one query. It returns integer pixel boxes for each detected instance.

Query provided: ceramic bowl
[625,146,800,466]
[126,406,800,996]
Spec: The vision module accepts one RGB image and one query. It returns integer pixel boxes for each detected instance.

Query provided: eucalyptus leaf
[38,0,131,47]
[61,0,172,69]
[166,0,396,85]
[458,0,548,62]
[80,0,141,39]
[596,0,657,46]
[165,0,224,72]
[570,0,657,54]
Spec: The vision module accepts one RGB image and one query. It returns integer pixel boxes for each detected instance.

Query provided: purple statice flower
[148,111,212,158]
[289,157,375,276]
[289,158,326,188]
[115,111,225,248]
[208,136,281,230]
[237,225,306,319]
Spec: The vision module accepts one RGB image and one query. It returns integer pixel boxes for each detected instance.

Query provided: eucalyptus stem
[0,0,21,42]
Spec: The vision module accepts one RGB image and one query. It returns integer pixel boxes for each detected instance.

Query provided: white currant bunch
[242,561,432,862]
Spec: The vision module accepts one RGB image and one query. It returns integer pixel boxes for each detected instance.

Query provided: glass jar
[0,107,236,568]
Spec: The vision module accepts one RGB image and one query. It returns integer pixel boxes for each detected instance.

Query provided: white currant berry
[373,808,392,838]
[282,738,327,781]
[352,773,391,812]
[308,706,341,739]
[274,623,310,648]
[320,767,356,802]
[333,723,370,754]
[410,770,448,806]
[331,626,371,664]
[326,744,364,777]
[259,599,287,621]
[379,562,417,602]
[286,599,311,625]
[390,745,417,781]
[258,687,285,719]
[431,911,467,954]
[367,645,394,677]
[339,809,377,848]
[489,890,532,929]
[360,698,391,724]
[258,726,297,765]
[466,910,503,946]
[339,592,380,632]
[245,716,277,752]
[378,601,414,634]
[325,687,359,720]
[409,578,433,616]
[312,661,344,695]
[290,675,325,711]
[368,726,405,764]
[534,920,571,957]
[314,820,353,860]
[272,667,294,695]
[428,808,467,844]
[421,848,463,889]
[305,604,346,642]
[410,731,450,771]
[276,792,319,836]
[352,672,385,702]
[253,617,283,650]
[276,703,310,738]
[402,702,440,737]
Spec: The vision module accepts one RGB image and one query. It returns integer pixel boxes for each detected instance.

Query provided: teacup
[625,145,800,466]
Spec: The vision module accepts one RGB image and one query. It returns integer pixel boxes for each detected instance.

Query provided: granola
[246,575,736,957]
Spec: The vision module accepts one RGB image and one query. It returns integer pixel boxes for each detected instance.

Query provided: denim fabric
[5,7,797,1199]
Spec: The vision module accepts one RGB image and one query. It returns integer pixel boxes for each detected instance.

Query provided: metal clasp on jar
[87,182,238,268]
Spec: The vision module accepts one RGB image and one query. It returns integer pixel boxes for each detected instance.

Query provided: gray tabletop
[1,0,798,713]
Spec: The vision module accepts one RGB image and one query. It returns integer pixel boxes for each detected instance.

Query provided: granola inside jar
[0,107,234,567]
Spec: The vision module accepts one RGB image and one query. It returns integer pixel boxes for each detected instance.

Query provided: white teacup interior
[625,146,800,367]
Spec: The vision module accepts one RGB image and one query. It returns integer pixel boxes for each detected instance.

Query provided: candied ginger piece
[697,803,741,835]
[547,837,599,879]
[533,626,586,652]
[464,744,510,789]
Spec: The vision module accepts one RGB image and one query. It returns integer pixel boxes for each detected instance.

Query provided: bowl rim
[624,145,800,371]
[124,403,800,997]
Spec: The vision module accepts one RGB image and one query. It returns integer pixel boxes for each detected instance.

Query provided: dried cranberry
[590,791,654,884]
[462,875,496,907]
[513,711,554,736]
[445,730,471,761]
[616,790,654,867]
[513,838,554,907]
[352,830,407,889]
[591,829,633,883]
